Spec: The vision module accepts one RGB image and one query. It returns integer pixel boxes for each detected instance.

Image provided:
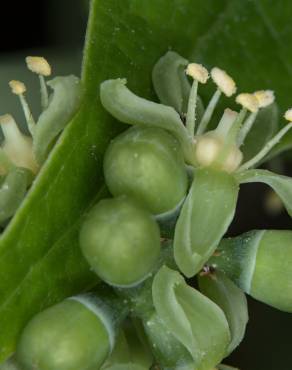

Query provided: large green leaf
[190,0,292,156]
[0,0,235,363]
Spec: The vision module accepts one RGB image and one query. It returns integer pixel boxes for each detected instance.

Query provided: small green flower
[100,50,292,277]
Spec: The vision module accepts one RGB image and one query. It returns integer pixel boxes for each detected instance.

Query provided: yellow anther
[254,90,275,108]
[25,56,52,76]
[9,80,26,95]
[236,93,259,113]
[186,63,209,84]
[211,67,237,97]
[284,108,292,122]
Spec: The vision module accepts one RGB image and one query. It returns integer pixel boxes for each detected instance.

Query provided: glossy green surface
[199,271,248,355]
[17,299,110,370]
[174,168,239,277]
[104,126,188,214]
[80,197,160,287]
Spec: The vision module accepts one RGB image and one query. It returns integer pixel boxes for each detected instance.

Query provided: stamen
[284,108,292,122]
[9,80,36,136]
[237,111,258,146]
[196,89,221,135]
[185,79,198,136]
[25,56,52,109]
[254,90,275,108]
[236,93,259,113]
[25,56,51,76]
[237,91,275,147]
[238,122,292,172]
[211,67,237,97]
[185,63,209,136]
[0,114,38,173]
[186,63,209,84]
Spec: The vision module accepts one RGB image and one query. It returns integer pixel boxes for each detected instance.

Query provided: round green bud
[212,230,292,312]
[103,126,188,214]
[16,297,112,370]
[79,196,161,287]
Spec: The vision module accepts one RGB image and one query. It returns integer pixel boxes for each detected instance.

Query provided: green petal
[100,79,194,164]
[152,51,190,113]
[174,168,239,277]
[143,311,194,369]
[198,271,248,355]
[33,75,82,164]
[0,168,32,225]
[236,169,292,217]
[152,266,230,370]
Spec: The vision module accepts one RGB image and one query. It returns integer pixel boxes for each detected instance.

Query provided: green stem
[237,111,258,146]
[197,89,221,135]
[238,123,292,172]
[186,80,198,137]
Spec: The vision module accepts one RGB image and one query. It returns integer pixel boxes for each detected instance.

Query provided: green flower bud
[103,126,188,214]
[80,196,161,287]
[16,294,118,370]
[211,230,292,312]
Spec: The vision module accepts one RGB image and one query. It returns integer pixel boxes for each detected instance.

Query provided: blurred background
[1,1,292,369]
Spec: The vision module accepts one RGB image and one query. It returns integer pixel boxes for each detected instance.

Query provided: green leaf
[198,271,249,355]
[0,168,32,225]
[0,0,235,363]
[174,168,239,277]
[152,266,230,370]
[236,169,292,216]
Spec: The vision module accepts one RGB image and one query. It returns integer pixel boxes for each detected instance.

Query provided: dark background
[2,1,292,369]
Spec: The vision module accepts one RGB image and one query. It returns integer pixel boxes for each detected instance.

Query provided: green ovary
[104,126,188,215]
[79,196,161,287]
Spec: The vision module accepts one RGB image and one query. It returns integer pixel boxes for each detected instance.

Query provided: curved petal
[152,266,230,370]
[100,79,194,164]
[199,271,248,355]
[33,75,82,164]
[174,168,239,277]
[236,169,292,217]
